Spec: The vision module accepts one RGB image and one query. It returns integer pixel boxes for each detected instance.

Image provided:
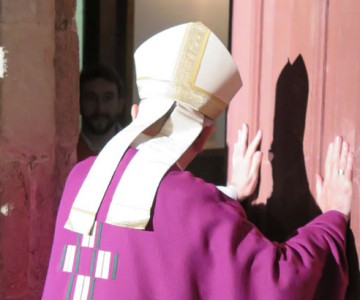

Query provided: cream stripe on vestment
[65,98,175,235]
[81,222,97,248]
[63,245,76,273]
[106,104,204,229]
[73,275,90,300]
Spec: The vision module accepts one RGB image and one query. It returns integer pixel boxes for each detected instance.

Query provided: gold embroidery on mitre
[172,22,226,119]
[136,23,228,119]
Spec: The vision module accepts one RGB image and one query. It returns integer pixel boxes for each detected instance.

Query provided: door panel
[228,0,360,266]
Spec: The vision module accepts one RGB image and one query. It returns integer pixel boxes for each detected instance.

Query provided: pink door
[228,0,360,281]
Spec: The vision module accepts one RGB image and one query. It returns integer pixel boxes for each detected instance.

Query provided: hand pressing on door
[229,123,263,202]
[315,136,354,221]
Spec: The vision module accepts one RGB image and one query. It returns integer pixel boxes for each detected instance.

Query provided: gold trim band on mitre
[136,78,227,119]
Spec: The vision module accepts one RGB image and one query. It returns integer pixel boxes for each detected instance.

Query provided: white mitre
[65,22,242,235]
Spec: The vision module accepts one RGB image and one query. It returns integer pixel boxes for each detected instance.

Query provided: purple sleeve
[211,199,348,299]
[239,211,348,299]
[159,170,349,300]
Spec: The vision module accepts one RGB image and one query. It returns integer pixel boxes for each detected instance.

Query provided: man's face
[80,78,123,135]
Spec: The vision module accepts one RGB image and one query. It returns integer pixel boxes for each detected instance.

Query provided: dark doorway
[82,0,134,125]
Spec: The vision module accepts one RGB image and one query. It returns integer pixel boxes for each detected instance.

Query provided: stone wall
[0,0,79,299]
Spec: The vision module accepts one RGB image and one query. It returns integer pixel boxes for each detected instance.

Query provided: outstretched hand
[229,124,262,202]
[315,136,354,221]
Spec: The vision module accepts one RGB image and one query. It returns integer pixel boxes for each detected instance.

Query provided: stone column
[0,0,79,299]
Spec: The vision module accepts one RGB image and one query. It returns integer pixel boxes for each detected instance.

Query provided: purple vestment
[42,147,348,299]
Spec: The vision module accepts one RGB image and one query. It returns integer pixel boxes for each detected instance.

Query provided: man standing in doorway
[77,65,125,161]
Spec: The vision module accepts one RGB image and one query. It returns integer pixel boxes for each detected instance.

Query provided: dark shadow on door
[265,54,320,242]
[262,55,359,298]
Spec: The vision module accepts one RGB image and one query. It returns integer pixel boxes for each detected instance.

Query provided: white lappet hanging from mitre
[65,22,242,235]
